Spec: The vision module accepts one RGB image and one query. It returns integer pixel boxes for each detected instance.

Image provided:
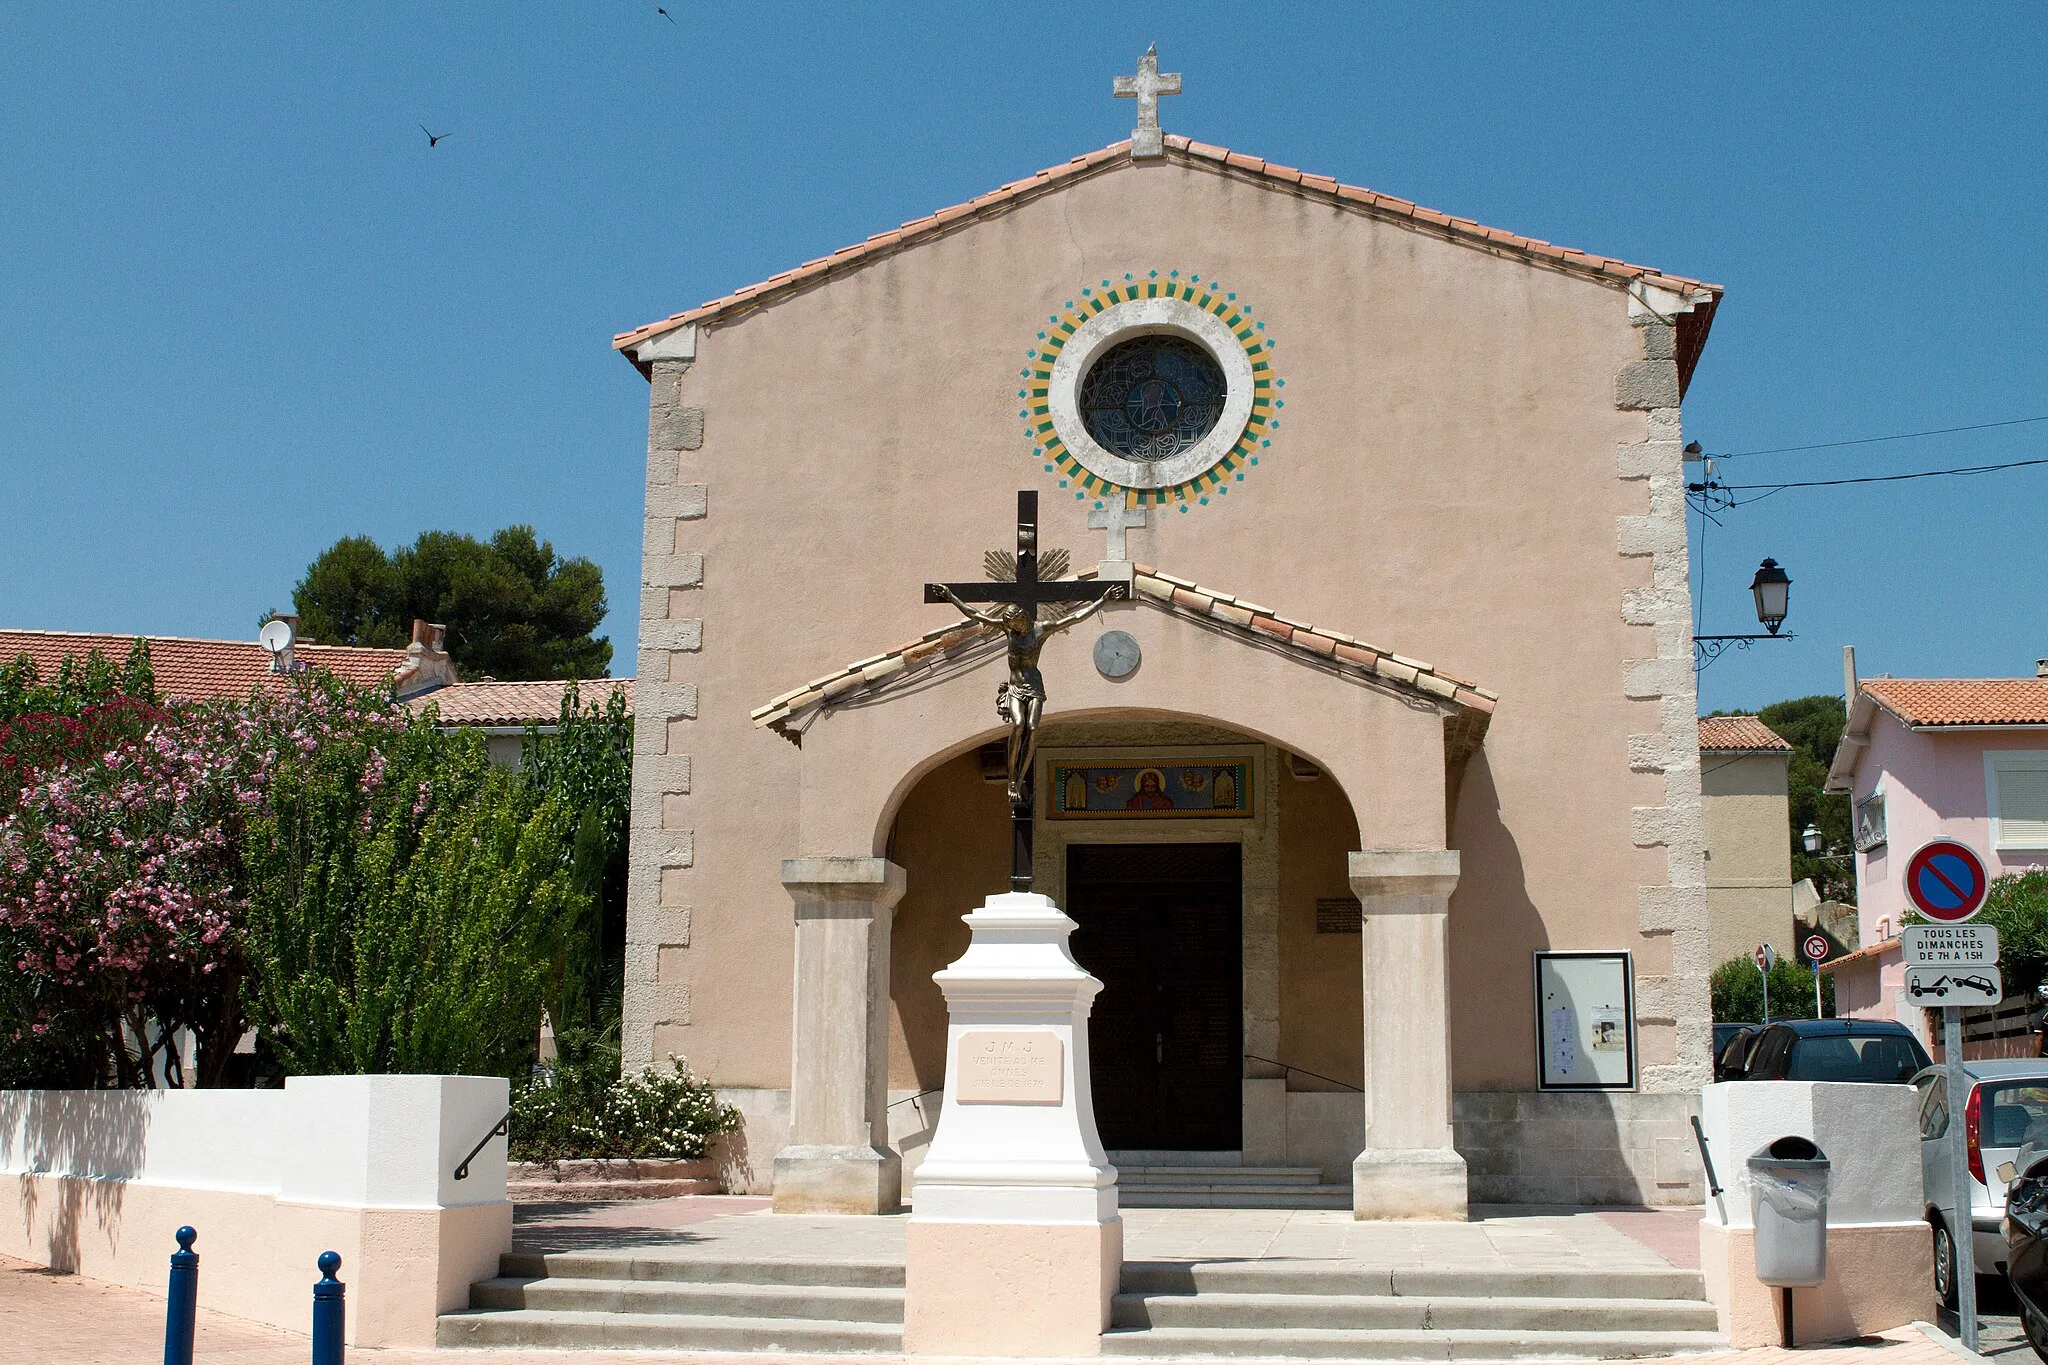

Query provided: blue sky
[3,4,2044,713]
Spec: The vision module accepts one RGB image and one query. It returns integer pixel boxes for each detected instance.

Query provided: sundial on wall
[1016,271,1287,518]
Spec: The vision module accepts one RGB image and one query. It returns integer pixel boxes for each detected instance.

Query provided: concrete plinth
[906,891,1121,1356]
[771,1143,901,1215]
[905,1218,1122,1356]
[1352,1146,1470,1221]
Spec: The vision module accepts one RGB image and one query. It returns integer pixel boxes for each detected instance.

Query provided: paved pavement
[0,1196,2005,1365]
[1937,1275,2032,1363]
[509,1198,1699,1270]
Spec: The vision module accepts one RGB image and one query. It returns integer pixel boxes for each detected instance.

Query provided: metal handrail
[453,1109,512,1180]
[1690,1114,1723,1197]
[1244,1053,1362,1093]
[888,1087,942,1110]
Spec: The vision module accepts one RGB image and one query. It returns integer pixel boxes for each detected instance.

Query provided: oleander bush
[0,644,637,1090]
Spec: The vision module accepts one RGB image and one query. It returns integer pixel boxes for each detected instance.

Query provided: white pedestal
[904,892,1122,1357]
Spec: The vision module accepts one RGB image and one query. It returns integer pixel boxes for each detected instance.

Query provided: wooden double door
[1066,842,1242,1151]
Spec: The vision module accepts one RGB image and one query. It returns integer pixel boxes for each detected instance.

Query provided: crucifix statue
[1113,43,1181,159]
[926,491,1127,891]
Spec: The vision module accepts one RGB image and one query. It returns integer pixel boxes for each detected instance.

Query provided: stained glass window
[1078,336,1227,462]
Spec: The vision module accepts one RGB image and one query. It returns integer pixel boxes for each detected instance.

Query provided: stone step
[1118,1184,1354,1208]
[507,1177,719,1203]
[1112,1291,1721,1333]
[1117,1166,1329,1185]
[500,1252,904,1289]
[1099,1326,1729,1360]
[1119,1261,1709,1301]
[470,1276,905,1323]
[436,1307,903,1353]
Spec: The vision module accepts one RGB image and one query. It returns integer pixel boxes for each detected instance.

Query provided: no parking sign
[1905,839,1990,923]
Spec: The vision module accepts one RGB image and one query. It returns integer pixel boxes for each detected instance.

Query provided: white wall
[0,1075,512,1346]
[1698,1080,1922,1228]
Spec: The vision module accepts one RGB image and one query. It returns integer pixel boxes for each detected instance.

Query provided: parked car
[1716,1023,1768,1081]
[1915,1061,2048,1308]
[1713,1021,1745,1060]
[1737,1018,1931,1083]
[2001,1132,2048,1360]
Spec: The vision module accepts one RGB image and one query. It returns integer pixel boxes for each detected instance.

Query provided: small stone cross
[1088,500,1146,579]
[1113,44,1181,159]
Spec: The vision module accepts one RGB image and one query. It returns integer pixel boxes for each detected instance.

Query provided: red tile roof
[0,629,411,703]
[408,678,634,728]
[1698,715,1794,753]
[1864,678,2048,728]
[615,136,1722,388]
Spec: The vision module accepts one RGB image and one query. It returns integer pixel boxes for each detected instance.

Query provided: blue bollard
[163,1226,198,1365]
[311,1250,345,1365]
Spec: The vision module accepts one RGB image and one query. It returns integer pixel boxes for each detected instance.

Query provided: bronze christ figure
[925,491,1125,891]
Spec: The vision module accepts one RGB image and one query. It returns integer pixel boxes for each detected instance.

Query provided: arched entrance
[763,577,1481,1219]
[884,713,1365,1178]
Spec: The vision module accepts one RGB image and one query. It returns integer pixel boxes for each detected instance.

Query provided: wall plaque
[955,1030,1065,1105]
[1316,898,1362,933]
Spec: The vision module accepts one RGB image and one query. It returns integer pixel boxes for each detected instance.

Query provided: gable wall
[630,156,1706,1101]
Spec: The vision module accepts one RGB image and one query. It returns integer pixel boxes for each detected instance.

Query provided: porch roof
[750,563,1498,759]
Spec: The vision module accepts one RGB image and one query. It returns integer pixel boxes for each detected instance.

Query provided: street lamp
[1802,824,1824,856]
[1751,559,1791,636]
[1696,556,1799,667]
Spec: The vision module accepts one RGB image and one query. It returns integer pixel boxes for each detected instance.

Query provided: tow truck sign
[1904,966,2002,1006]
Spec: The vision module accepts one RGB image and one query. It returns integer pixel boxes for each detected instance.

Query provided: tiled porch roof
[1698,715,1793,753]
[616,137,1721,389]
[751,564,1497,758]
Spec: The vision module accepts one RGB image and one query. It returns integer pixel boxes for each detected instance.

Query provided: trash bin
[1747,1135,1830,1287]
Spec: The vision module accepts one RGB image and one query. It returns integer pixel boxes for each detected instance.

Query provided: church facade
[612,115,1721,1214]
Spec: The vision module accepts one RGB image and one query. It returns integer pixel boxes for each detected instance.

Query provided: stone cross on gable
[1088,500,1146,580]
[1114,44,1181,159]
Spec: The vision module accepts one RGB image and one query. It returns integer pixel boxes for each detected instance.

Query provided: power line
[1717,455,2048,492]
[1706,414,2048,459]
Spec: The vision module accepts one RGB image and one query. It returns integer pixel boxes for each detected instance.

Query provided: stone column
[773,857,906,1214]
[1350,849,1467,1220]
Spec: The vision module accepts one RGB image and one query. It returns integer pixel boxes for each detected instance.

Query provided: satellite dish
[258,619,295,655]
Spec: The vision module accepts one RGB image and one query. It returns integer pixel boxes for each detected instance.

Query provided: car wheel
[1933,1218,1960,1311]
[2023,1300,2048,1363]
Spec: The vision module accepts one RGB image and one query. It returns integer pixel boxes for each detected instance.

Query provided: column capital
[780,857,907,907]
[1349,849,1460,902]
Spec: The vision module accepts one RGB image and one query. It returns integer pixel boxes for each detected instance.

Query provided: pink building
[1824,654,2048,1032]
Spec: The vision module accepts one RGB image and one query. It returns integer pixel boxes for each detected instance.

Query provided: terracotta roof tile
[1863,678,2048,728]
[1698,715,1794,753]
[751,565,1498,746]
[409,678,633,728]
[614,137,1721,367]
[0,629,411,703]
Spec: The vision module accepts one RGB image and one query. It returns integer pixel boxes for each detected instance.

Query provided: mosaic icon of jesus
[1124,768,1175,810]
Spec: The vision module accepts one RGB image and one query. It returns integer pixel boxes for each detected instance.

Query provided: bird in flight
[656,6,676,22]
[419,125,451,148]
